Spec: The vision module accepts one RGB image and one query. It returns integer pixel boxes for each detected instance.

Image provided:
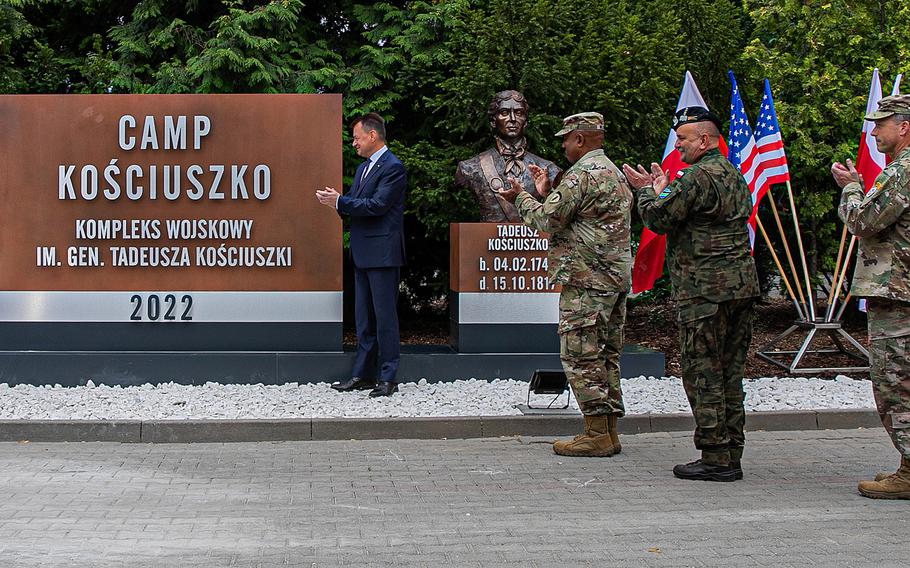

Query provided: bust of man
[455,90,561,222]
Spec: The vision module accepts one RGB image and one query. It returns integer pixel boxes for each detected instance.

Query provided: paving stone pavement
[0,428,907,568]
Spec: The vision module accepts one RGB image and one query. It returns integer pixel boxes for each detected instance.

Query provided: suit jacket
[337,149,407,269]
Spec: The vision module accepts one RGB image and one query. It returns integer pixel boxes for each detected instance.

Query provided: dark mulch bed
[345,297,870,379]
[623,297,869,379]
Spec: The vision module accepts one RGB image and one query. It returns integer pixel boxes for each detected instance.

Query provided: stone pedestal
[449,222,559,353]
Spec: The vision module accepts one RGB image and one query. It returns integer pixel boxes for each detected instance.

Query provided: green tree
[0,1,32,92]
[0,0,120,94]
[741,0,902,278]
[110,0,348,94]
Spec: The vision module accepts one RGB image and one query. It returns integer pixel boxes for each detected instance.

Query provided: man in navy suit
[316,113,407,397]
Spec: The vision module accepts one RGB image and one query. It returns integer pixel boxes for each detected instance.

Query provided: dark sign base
[0,322,341,351]
[0,344,664,387]
[451,322,559,353]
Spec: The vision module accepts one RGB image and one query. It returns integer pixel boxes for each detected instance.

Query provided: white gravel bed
[0,376,875,420]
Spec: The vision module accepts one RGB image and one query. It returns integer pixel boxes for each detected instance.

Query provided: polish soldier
[832,94,910,499]
[499,112,633,457]
[623,106,760,482]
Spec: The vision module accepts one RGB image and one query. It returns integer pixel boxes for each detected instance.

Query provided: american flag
[752,79,791,189]
[726,72,789,248]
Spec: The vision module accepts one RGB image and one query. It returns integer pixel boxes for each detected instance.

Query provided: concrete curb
[0,409,880,443]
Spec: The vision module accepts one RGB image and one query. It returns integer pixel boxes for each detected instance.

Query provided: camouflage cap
[865,94,910,121]
[671,106,723,132]
[555,112,604,136]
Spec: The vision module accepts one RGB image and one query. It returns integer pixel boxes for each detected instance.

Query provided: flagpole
[767,189,809,318]
[757,216,805,320]
[825,225,849,320]
[828,235,857,322]
[834,291,853,322]
[786,180,816,320]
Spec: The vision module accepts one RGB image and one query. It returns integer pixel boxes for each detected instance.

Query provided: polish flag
[631,71,727,293]
[856,69,887,191]
[855,70,900,311]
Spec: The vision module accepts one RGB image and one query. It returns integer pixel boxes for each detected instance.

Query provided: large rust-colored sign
[0,94,342,293]
[450,223,558,293]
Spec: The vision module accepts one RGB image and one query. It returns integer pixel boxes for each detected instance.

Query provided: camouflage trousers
[867,300,910,459]
[678,297,755,465]
[558,285,626,417]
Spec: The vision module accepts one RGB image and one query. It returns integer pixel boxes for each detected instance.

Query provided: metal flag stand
[753,187,870,375]
[755,317,869,375]
[757,70,906,375]
[734,75,885,376]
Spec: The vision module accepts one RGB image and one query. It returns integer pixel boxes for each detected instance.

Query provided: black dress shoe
[331,377,377,392]
[369,381,398,397]
[673,459,736,482]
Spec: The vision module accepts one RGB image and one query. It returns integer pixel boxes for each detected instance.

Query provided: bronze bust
[455,90,561,222]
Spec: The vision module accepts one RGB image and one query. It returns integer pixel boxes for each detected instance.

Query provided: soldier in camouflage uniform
[623,107,760,482]
[499,112,633,457]
[832,94,910,499]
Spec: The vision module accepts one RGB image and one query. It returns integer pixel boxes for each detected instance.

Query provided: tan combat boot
[608,414,621,454]
[553,415,616,457]
[858,457,910,499]
[872,458,903,481]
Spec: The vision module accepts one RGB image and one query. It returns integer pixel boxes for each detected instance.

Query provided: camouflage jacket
[839,146,910,303]
[637,148,760,304]
[866,298,910,339]
[515,149,632,292]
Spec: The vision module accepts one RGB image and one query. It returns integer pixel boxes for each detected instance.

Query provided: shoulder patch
[549,191,562,204]
[677,169,686,178]
[658,187,673,199]
[866,182,881,199]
